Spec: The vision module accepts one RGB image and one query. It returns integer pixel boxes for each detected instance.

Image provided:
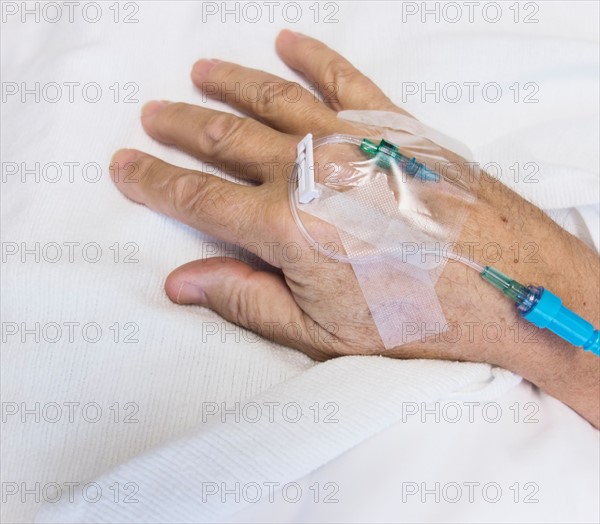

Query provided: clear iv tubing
[287,133,484,272]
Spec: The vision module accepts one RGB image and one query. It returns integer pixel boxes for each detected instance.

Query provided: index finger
[110,149,277,249]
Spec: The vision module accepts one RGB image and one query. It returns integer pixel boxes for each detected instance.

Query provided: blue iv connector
[518,286,600,356]
[480,266,599,357]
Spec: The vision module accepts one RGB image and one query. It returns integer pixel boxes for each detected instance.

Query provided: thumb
[164,257,330,360]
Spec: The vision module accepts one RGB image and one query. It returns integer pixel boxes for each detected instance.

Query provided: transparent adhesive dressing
[289,118,481,349]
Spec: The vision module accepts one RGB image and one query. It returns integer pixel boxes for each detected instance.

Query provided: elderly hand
[110,30,599,425]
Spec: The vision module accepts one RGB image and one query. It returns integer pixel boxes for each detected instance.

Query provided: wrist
[457,179,600,426]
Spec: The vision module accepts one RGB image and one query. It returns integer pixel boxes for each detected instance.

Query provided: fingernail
[141,100,170,119]
[191,59,220,81]
[176,281,208,305]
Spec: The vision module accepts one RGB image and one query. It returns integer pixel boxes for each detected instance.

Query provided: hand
[111,30,599,425]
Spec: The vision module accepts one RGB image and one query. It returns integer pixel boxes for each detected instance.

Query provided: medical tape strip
[323,175,441,270]
[300,175,449,349]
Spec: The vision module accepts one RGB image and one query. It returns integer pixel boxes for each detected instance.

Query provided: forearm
[465,179,599,427]
[391,174,599,426]
[491,190,600,427]
[502,327,599,428]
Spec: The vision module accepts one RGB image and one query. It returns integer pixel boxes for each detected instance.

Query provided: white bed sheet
[2,2,599,523]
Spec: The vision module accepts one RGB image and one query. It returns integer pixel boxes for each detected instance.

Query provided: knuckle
[231,287,256,328]
[165,171,217,220]
[197,113,247,157]
[254,81,298,117]
[229,276,263,328]
[124,155,171,204]
[326,59,360,88]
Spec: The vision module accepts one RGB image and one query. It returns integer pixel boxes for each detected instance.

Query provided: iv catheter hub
[481,266,600,356]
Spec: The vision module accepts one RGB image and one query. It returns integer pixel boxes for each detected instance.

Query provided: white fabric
[1,2,598,524]
[34,360,521,523]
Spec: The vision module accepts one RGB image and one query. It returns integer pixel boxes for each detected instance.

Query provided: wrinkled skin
[110,31,600,430]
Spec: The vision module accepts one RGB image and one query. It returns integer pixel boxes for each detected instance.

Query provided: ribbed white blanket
[2,2,598,523]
